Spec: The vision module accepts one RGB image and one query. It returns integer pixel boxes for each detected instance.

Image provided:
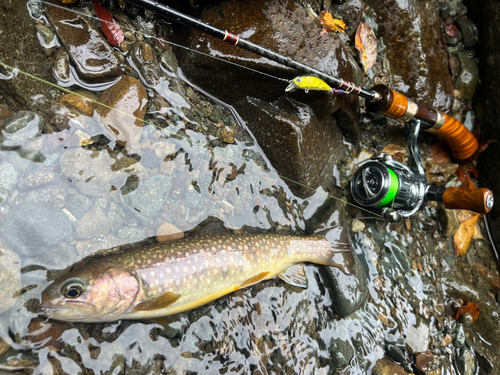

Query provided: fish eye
[61,279,85,299]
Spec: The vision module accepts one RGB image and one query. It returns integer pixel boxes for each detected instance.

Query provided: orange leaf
[355,22,377,73]
[453,212,480,256]
[319,11,346,35]
[456,302,480,323]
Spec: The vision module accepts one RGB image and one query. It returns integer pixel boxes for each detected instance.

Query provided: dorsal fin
[278,263,308,288]
[238,272,270,289]
[134,291,181,311]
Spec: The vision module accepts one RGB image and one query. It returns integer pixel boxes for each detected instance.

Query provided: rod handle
[366,85,478,163]
[442,187,494,214]
[425,113,478,163]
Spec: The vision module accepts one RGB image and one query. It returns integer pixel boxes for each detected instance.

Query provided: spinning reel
[351,119,494,222]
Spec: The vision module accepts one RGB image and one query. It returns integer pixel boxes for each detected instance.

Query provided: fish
[40,227,354,322]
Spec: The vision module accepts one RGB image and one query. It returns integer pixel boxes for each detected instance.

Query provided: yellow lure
[285,76,332,93]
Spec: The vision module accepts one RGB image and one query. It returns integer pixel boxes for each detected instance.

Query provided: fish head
[40,263,140,323]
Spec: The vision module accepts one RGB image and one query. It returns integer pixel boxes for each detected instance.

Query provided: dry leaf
[381,144,406,163]
[355,22,377,73]
[456,209,476,223]
[456,302,480,323]
[453,212,481,256]
[319,11,346,37]
[429,141,452,163]
[473,221,484,240]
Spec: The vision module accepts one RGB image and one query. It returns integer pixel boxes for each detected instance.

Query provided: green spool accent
[375,168,400,207]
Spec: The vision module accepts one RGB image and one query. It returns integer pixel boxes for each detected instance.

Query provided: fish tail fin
[314,226,355,275]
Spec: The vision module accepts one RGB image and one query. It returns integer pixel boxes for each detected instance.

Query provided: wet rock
[456,347,476,375]
[0,162,17,203]
[327,321,355,369]
[415,351,434,372]
[59,91,98,116]
[0,241,21,314]
[27,318,72,351]
[65,193,93,220]
[53,49,71,83]
[453,323,466,348]
[34,23,53,46]
[76,206,110,240]
[406,320,429,354]
[234,96,345,198]
[17,167,56,189]
[159,49,179,74]
[122,175,172,224]
[453,52,479,101]
[0,201,72,256]
[321,252,368,317]
[217,126,235,144]
[372,358,408,375]
[438,207,460,237]
[156,223,184,243]
[370,0,454,112]
[97,75,148,147]
[351,219,365,233]
[44,4,120,82]
[456,19,479,48]
[60,148,144,197]
[130,42,160,87]
[117,227,147,242]
[444,29,462,47]
[0,111,45,148]
[108,210,126,232]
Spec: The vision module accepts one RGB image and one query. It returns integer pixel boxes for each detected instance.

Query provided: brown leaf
[429,141,452,163]
[456,302,480,323]
[355,22,377,73]
[381,144,406,163]
[453,212,481,256]
[319,11,346,36]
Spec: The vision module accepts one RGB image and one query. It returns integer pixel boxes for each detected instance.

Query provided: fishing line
[0,67,382,217]
[39,1,290,84]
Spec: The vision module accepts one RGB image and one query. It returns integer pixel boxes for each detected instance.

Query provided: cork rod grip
[442,187,494,214]
[426,114,478,162]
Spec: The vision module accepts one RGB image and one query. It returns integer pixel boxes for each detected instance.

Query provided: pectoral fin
[238,272,270,289]
[134,291,181,311]
[278,263,308,288]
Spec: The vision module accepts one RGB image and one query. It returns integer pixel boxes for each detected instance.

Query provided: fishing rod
[124,0,493,219]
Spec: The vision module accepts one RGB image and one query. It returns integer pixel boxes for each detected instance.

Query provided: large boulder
[369,0,454,112]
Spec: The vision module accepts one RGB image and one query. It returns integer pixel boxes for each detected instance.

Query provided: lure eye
[61,279,85,299]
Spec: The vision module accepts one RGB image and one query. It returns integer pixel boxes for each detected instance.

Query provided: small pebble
[440,334,453,347]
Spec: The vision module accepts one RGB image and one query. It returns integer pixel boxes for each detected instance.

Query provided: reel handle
[442,187,494,214]
[366,85,478,163]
